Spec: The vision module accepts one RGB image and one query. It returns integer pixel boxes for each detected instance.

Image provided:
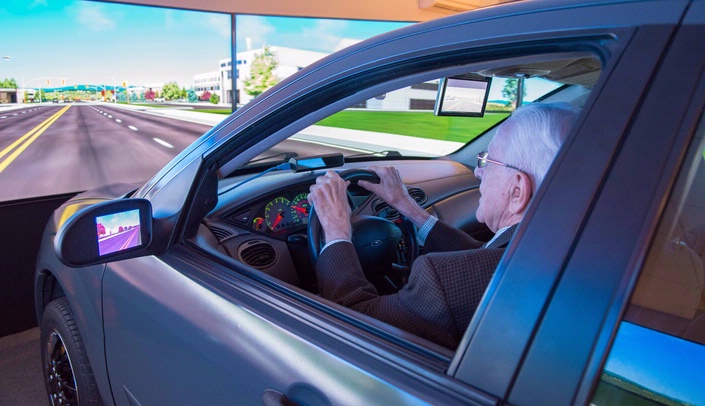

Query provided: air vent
[373,187,427,221]
[238,240,277,268]
[209,226,234,242]
[408,187,428,205]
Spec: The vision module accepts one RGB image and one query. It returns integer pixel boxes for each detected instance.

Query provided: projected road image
[96,209,141,256]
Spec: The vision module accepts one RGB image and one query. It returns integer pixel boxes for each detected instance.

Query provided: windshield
[248,75,562,164]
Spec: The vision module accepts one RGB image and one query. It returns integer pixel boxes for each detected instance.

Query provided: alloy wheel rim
[46,330,79,406]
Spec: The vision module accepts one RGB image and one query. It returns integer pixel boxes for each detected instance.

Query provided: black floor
[0,328,50,406]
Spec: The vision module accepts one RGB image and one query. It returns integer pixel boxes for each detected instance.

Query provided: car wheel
[40,297,103,406]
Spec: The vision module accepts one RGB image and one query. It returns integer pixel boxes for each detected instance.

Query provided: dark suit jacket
[315,221,518,349]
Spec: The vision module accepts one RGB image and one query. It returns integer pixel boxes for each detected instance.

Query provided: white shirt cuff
[417,216,438,245]
[321,238,352,253]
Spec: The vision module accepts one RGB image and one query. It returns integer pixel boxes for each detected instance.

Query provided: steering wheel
[308,169,419,293]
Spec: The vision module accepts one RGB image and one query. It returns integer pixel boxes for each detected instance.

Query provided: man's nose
[474,165,484,179]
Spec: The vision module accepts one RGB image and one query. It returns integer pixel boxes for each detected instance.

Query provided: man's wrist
[321,238,352,253]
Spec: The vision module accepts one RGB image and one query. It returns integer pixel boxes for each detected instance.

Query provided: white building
[196,46,329,105]
[193,42,438,110]
[193,71,221,99]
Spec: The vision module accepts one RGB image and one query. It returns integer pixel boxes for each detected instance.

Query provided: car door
[457,2,705,404]
[100,1,690,405]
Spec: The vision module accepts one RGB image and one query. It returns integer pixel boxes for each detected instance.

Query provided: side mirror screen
[434,73,492,117]
[96,209,143,256]
[56,199,153,267]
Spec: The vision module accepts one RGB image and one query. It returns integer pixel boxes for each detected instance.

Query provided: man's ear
[508,172,533,215]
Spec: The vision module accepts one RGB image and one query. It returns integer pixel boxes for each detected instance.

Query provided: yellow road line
[0,105,69,160]
[0,104,72,173]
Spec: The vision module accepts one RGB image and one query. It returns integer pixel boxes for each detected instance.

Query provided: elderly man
[308,102,579,349]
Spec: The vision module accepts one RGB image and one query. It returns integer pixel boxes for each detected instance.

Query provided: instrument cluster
[226,188,312,236]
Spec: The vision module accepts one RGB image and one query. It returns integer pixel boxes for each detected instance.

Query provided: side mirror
[434,73,492,117]
[55,199,153,267]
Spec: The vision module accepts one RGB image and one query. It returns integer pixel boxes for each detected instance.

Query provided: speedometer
[290,193,310,225]
[264,197,295,231]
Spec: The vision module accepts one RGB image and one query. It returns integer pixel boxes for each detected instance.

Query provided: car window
[590,111,705,405]
[231,74,573,168]
[203,52,601,354]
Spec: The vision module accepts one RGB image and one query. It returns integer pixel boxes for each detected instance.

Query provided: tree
[243,45,279,98]
[162,81,181,100]
[187,89,198,103]
[145,88,155,101]
[501,78,527,107]
[199,90,211,102]
[210,93,219,104]
[0,78,17,88]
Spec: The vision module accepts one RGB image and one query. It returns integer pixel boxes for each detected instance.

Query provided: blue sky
[0,0,409,88]
[0,0,556,100]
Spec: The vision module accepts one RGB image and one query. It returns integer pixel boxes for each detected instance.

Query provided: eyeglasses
[477,151,527,174]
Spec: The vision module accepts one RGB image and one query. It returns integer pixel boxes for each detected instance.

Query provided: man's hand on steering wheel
[358,166,431,228]
[307,170,352,243]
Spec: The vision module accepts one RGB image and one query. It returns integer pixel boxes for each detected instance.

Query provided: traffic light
[122,81,127,87]
[101,90,105,96]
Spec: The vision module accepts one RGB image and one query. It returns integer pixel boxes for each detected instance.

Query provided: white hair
[494,102,580,193]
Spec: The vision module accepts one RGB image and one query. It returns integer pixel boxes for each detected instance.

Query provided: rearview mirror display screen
[435,74,491,117]
[96,209,141,256]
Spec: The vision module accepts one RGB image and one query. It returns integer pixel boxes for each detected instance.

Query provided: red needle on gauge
[272,211,285,228]
[292,206,308,214]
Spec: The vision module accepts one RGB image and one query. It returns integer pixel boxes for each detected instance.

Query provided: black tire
[40,297,103,406]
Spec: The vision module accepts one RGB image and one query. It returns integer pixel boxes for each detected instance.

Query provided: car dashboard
[195,159,486,292]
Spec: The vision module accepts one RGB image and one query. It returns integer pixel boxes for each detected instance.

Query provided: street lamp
[21,77,49,104]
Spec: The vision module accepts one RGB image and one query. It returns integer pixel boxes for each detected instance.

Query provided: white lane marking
[108,115,113,118]
[103,113,108,116]
[128,125,138,131]
[153,138,174,148]
[0,116,6,119]
[12,113,17,116]
[116,119,122,123]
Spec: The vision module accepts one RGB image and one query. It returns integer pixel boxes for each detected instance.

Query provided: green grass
[316,110,509,143]
[183,108,510,142]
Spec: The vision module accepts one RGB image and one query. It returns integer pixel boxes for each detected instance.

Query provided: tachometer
[264,197,295,231]
[290,193,311,225]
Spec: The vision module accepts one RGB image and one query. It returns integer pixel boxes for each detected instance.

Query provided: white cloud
[206,14,231,38]
[237,16,275,50]
[295,20,349,53]
[28,0,48,9]
[73,3,116,32]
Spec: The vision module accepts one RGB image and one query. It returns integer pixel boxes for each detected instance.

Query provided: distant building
[195,46,330,105]
[0,88,19,103]
[193,71,221,97]
[193,41,439,110]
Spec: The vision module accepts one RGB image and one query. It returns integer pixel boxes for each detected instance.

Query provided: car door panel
[102,251,495,405]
